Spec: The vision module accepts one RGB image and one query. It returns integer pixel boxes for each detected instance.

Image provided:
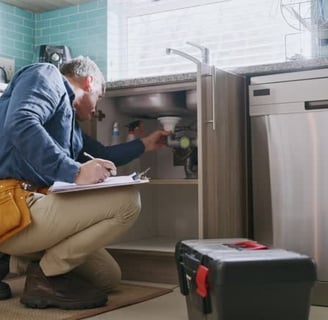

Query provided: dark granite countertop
[106,57,328,90]
[229,57,328,76]
[106,72,197,90]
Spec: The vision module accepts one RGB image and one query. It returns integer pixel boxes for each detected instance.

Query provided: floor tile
[85,285,328,320]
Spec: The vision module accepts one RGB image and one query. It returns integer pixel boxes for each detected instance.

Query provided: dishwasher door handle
[305,100,328,110]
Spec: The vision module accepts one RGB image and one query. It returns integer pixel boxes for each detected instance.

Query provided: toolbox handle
[196,265,209,298]
[231,240,268,250]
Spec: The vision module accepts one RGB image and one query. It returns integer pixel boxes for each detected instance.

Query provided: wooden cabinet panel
[199,69,248,238]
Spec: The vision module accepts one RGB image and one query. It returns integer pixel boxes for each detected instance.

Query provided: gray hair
[60,56,105,92]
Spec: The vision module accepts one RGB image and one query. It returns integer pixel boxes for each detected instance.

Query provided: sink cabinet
[200,69,248,238]
[88,69,248,283]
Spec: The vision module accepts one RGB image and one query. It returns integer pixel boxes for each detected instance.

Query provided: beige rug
[0,276,173,320]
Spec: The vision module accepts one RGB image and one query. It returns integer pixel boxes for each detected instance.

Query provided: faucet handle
[186,41,210,64]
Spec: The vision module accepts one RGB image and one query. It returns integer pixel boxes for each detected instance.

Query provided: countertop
[106,57,328,91]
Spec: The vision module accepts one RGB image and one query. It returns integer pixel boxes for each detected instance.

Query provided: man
[0,56,170,309]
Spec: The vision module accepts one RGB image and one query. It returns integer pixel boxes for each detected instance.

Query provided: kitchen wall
[0,2,34,70]
[35,0,107,76]
[0,0,108,76]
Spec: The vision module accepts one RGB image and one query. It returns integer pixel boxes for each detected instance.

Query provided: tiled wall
[0,0,108,76]
[0,2,34,70]
[0,0,315,81]
[35,0,108,76]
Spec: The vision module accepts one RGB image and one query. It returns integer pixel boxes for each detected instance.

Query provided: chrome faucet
[166,42,210,65]
[166,42,211,75]
[186,41,210,64]
[166,48,202,66]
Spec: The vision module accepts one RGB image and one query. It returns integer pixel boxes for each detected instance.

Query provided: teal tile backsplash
[0,2,34,71]
[0,0,107,77]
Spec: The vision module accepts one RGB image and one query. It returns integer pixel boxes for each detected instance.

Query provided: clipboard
[49,172,149,193]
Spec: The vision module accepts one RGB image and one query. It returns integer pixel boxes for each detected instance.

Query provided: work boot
[20,262,108,309]
[0,254,11,300]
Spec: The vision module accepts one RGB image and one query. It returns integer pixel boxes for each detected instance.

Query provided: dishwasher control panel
[249,68,328,116]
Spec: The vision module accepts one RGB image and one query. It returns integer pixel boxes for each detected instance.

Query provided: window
[108,0,313,80]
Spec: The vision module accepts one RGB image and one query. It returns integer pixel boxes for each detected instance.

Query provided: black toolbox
[175,239,316,320]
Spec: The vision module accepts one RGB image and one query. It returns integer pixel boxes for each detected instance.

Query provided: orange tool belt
[0,179,48,244]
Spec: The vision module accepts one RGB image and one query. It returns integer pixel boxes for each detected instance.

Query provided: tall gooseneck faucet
[165,48,202,66]
[166,42,211,74]
[186,41,210,64]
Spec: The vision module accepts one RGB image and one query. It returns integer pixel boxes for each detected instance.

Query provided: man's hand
[141,130,171,151]
[75,159,117,184]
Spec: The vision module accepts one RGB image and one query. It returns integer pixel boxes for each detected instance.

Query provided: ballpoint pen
[83,151,96,160]
[83,152,149,179]
[83,152,117,176]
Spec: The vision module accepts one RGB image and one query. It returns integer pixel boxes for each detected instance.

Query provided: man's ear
[83,76,93,92]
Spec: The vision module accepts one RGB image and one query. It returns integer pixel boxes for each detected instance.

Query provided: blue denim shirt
[0,63,145,187]
[0,63,83,186]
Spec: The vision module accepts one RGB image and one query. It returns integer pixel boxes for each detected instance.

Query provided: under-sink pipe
[167,134,197,149]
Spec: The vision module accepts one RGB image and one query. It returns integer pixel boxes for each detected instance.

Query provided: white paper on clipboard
[49,173,149,193]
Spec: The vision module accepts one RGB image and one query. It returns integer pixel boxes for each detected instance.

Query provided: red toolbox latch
[232,240,268,250]
[196,265,209,298]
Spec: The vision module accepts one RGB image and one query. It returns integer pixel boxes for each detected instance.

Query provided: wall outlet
[0,57,15,81]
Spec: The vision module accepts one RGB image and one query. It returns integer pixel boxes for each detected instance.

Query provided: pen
[83,151,95,160]
[83,152,117,176]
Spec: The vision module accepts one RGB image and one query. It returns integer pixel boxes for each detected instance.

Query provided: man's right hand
[141,130,171,151]
[75,159,117,184]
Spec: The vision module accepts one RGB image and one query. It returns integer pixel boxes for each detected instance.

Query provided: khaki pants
[0,186,141,292]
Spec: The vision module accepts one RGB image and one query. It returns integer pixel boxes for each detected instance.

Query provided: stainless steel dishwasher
[249,68,328,306]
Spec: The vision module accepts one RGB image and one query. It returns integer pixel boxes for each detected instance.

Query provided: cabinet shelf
[107,237,180,283]
[107,236,179,253]
[149,179,197,185]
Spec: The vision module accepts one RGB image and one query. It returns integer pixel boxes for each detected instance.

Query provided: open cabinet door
[198,67,248,238]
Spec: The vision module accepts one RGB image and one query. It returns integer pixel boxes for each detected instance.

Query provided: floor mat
[0,276,173,320]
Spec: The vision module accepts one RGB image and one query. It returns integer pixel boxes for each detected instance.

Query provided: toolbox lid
[211,250,316,285]
[178,239,317,285]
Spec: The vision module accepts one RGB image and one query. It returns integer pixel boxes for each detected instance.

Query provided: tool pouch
[0,179,32,244]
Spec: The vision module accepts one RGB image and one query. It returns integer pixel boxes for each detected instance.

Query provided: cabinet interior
[96,85,199,253]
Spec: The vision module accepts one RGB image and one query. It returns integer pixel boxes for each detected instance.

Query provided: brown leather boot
[0,254,11,300]
[20,262,108,309]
